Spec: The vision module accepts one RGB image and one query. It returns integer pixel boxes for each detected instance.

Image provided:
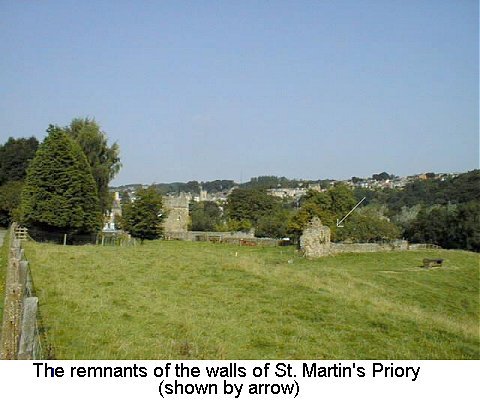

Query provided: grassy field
[24,240,479,360]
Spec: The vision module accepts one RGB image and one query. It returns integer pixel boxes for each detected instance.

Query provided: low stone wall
[165,230,255,241]
[408,243,441,250]
[164,230,280,246]
[188,231,255,241]
[331,240,409,254]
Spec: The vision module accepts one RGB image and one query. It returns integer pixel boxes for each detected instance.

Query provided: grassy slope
[24,240,479,360]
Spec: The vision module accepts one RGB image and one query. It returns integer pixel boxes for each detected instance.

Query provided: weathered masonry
[163,194,189,238]
[300,217,331,258]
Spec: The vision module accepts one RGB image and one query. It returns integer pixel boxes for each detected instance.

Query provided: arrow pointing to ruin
[336,197,366,227]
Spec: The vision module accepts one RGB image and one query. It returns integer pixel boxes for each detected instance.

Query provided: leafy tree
[372,172,392,181]
[288,185,357,241]
[0,180,23,226]
[153,181,200,195]
[120,186,165,242]
[0,136,39,185]
[255,209,291,238]
[226,188,278,224]
[390,205,422,231]
[329,183,357,215]
[405,201,480,251]
[448,170,480,204]
[348,170,480,251]
[300,189,332,212]
[64,118,121,215]
[20,125,102,234]
[190,201,222,231]
[453,201,480,252]
[185,180,201,194]
[224,188,296,237]
[0,136,39,227]
[241,176,287,190]
[405,206,450,246]
[335,211,401,242]
[215,218,252,233]
[288,197,334,241]
[201,180,235,193]
[239,175,312,190]
[353,186,385,206]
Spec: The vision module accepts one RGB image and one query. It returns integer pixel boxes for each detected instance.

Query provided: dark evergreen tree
[0,180,23,226]
[20,125,102,234]
[0,136,39,184]
[120,186,164,242]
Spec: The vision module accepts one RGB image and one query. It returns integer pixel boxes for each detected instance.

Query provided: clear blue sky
[0,0,478,185]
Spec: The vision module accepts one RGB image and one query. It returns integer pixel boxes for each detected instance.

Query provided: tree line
[1,125,478,251]
[353,170,479,212]
[190,184,401,243]
[352,170,479,251]
[0,120,168,243]
[0,118,122,237]
[190,171,479,251]
[125,176,334,195]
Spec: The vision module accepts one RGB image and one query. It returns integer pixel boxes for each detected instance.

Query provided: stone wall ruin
[299,217,331,258]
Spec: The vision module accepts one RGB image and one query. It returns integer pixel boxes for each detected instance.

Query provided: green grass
[23,240,480,359]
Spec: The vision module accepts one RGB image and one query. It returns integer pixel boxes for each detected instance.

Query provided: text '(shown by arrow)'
[336,197,366,227]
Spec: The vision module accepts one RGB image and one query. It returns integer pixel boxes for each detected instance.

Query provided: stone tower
[163,194,189,237]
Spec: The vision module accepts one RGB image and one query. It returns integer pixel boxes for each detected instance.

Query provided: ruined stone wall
[300,217,331,258]
[299,218,410,258]
[164,230,255,242]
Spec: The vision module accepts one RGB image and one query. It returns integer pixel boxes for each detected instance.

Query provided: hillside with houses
[106,170,479,252]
